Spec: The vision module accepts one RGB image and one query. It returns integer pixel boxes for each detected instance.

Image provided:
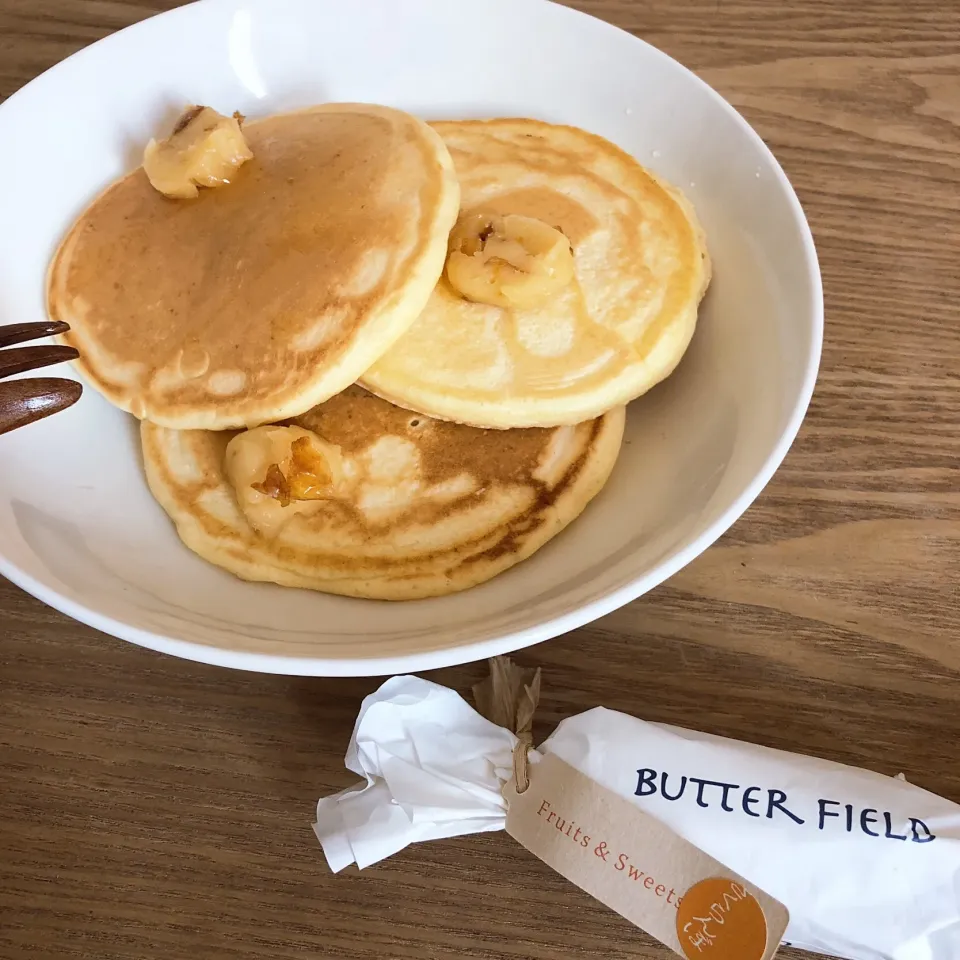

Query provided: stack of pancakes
[47,103,709,600]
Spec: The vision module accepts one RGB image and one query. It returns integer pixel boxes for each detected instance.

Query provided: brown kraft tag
[505,754,789,960]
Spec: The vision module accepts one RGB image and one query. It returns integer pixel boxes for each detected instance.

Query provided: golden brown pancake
[141,387,625,600]
[48,103,460,429]
[362,118,711,428]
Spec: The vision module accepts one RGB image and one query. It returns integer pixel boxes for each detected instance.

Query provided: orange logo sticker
[676,877,769,960]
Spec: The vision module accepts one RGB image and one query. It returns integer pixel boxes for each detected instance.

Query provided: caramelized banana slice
[143,105,253,200]
[225,426,344,537]
[446,212,575,308]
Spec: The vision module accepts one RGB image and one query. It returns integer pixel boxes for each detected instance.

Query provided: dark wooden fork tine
[0,344,80,379]
[0,320,71,349]
[0,378,83,436]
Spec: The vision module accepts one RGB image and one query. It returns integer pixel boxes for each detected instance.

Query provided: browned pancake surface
[49,104,458,428]
[141,387,625,599]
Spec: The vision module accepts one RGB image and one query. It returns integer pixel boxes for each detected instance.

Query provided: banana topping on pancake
[141,387,625,600]
[225,426,345,538]
[142,105,253,200]
[446,212,575,308]
[362,118,711,430]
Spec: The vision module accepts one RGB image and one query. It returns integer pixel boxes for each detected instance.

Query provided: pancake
[141,386,624,600]
[48,103,460,429]
[361,118,711,428]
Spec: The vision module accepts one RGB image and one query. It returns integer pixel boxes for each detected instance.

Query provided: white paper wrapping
[314,675,960,960]
[314,676,517,871]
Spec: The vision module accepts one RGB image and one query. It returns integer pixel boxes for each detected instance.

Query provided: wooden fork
[0,321,82,436]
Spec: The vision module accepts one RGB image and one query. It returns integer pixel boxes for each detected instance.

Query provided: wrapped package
[314,667,960,960]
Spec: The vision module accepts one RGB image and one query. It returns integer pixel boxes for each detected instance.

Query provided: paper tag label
[505,754,789,960]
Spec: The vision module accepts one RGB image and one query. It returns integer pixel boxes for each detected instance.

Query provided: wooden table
[2,2,958,958]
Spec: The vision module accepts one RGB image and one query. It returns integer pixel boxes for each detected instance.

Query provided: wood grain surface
[1,1,959,958]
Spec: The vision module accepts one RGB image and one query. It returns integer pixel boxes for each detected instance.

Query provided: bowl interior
[0,0,820,675]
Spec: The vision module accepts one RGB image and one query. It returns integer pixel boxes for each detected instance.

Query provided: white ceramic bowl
[0,0,821,676]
